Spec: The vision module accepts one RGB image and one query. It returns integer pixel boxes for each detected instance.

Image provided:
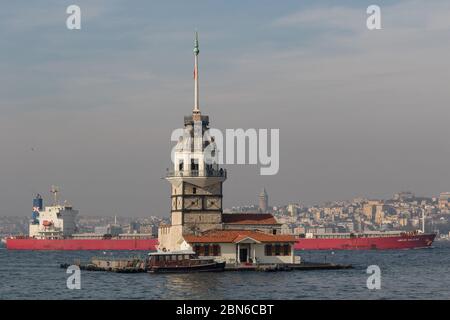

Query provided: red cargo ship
[6,237,158,251]
[294,231,436,250]
[5,191,158,251]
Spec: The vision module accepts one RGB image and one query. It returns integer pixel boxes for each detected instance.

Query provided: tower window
[193,187,196,194]
[212,244,221,256]
[275,244,281,256]
[191,159,199,176]
[265,245,273,256]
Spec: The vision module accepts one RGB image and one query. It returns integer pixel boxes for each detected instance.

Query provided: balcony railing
[166,168,227,178]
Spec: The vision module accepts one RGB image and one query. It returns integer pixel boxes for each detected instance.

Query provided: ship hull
[294,233,436,250]
[148,262,226,273]
[6,238,158,251]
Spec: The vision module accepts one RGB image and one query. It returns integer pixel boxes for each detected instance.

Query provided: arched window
[212,244,221,256]
[275,244,281,256]
[193,245,201,256]
[265,244,273,256]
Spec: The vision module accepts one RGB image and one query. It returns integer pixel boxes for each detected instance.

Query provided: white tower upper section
[166,32,226,181]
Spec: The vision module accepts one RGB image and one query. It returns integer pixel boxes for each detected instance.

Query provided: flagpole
[193,32,200,113]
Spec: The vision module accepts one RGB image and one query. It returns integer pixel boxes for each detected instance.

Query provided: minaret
[193,32,200,117]
[158,32,227,252]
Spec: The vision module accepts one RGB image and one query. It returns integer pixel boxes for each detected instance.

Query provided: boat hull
[294,233,436,250]
[148,261,226,273]
[6,238,158,251]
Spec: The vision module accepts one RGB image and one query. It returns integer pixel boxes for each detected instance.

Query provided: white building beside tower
[158,33,296,265]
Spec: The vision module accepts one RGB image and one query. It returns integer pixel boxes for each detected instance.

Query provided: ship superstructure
[29,188,78,239]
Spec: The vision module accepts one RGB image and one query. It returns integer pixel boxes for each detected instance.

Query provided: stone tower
[158,32,227,251]
[259,188,268,213]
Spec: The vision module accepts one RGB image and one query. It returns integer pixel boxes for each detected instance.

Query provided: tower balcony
[166,168,227,179]
[184,115,209,126]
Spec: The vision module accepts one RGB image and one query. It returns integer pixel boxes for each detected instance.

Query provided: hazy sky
[1,0,450,217]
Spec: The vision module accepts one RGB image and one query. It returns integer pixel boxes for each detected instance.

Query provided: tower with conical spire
[259,188,268,213]
[156,33,296,260]
[158,32,227,252]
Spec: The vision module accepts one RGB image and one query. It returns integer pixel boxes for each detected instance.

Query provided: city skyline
[1,0,450,217]
[2,189,450,239]
[1,188,449,218]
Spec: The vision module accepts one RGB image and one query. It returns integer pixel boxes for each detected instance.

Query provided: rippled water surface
[1,241,449,299]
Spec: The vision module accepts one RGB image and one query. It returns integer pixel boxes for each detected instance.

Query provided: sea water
[0,241,449,299]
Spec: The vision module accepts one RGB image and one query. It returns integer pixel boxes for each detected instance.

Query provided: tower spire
[193,31,200,114]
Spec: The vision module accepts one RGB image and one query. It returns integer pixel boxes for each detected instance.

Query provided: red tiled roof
[183,229,296,244]
[222,213,279,225]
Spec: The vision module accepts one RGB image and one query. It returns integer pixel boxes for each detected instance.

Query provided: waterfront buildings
[227,189,450,239]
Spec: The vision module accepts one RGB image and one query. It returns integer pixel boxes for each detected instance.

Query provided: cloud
[1,1,450,216]
[272,6,363,33]
[0,1,111,31]
[250,1,450,68]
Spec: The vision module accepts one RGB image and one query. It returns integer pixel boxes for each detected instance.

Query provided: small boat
[147,250,225,273]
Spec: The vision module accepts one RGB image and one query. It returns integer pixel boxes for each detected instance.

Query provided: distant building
[123,221,140,234]
[374,210,385,225]
[94,224,123,236]
[362,200,386,224]
[280,224,292,235]
[287,203,299,217]
[258,188,269,213]
[438,192,450,210]
[393,191,415,202]
[139,223,157,236]
[294,226,306,235]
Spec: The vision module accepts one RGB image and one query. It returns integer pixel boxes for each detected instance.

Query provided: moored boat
[147,250,226,273]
